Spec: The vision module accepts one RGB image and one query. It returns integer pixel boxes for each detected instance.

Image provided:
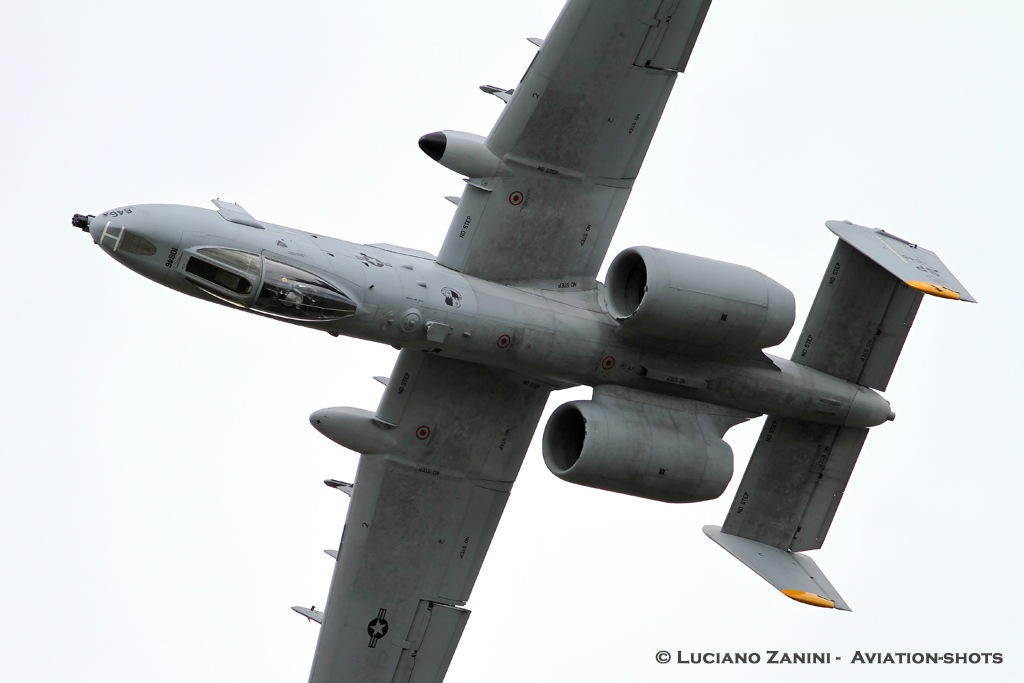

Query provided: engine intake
[604,247,795,353]
[543,389,746,503]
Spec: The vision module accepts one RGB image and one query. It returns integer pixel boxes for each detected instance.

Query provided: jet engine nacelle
[604,246,796,353]
[542,394,735,503]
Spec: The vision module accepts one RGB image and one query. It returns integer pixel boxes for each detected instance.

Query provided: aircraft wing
[305,4,714,676]
[434,0,712,288]
[306,350,550,683]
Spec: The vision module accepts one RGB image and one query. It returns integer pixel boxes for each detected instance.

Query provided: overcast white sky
[2,1,1022,681]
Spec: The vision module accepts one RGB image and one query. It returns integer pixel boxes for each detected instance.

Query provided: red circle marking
[508,191,524,206]
[496,334,512,349]
[601,355,616,370]
[415,425,431,440]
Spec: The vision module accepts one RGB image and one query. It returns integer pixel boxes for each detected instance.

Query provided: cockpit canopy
[184,247,356,321]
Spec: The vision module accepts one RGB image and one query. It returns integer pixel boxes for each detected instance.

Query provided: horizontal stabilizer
[795,220,974,390]
[324,549,338,560]
[827,220,975,302]
[703,525,851,611]
[292,606,324,624]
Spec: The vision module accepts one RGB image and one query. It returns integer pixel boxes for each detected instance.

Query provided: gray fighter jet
[72,1,973,681]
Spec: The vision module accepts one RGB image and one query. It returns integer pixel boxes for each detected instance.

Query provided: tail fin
[707,220,973,609]
[703,525,850,610]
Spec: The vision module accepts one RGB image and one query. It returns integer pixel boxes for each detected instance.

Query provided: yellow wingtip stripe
[906,280,961,300]
[781,589,836,609]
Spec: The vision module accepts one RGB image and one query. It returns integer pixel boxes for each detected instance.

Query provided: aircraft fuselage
[79,203,892,430]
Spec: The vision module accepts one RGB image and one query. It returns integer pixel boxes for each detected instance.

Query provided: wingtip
[905,280,962,300]
[781,589,836,609]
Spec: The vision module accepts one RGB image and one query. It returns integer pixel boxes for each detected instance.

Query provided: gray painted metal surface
[704,525,851,611]
[827,220,976,303]
[308,352,549,683]
[435,0,711,288]
[721,418,869,552]
[74,0,975,680]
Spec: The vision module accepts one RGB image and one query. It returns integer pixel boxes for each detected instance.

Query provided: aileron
[634,0,712,71]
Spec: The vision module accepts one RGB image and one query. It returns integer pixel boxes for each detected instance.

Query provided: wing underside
[307,352,550,683]
[307,3,720,676]
[437,0,713,287]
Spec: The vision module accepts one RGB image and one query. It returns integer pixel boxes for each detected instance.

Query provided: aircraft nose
[73,212,119,249]
[81,208,168,258]
[72,213,94,232]
[77,206,188,289]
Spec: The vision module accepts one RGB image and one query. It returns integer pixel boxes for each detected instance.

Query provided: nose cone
[88,215,112,246]
[89,212,159,258]
[84,206,188,285]
[418,131,447,161]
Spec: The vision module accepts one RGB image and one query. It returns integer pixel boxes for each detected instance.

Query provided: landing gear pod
[418,130,506,179]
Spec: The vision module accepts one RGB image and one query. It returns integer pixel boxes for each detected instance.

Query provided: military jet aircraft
[72,0,973,681]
